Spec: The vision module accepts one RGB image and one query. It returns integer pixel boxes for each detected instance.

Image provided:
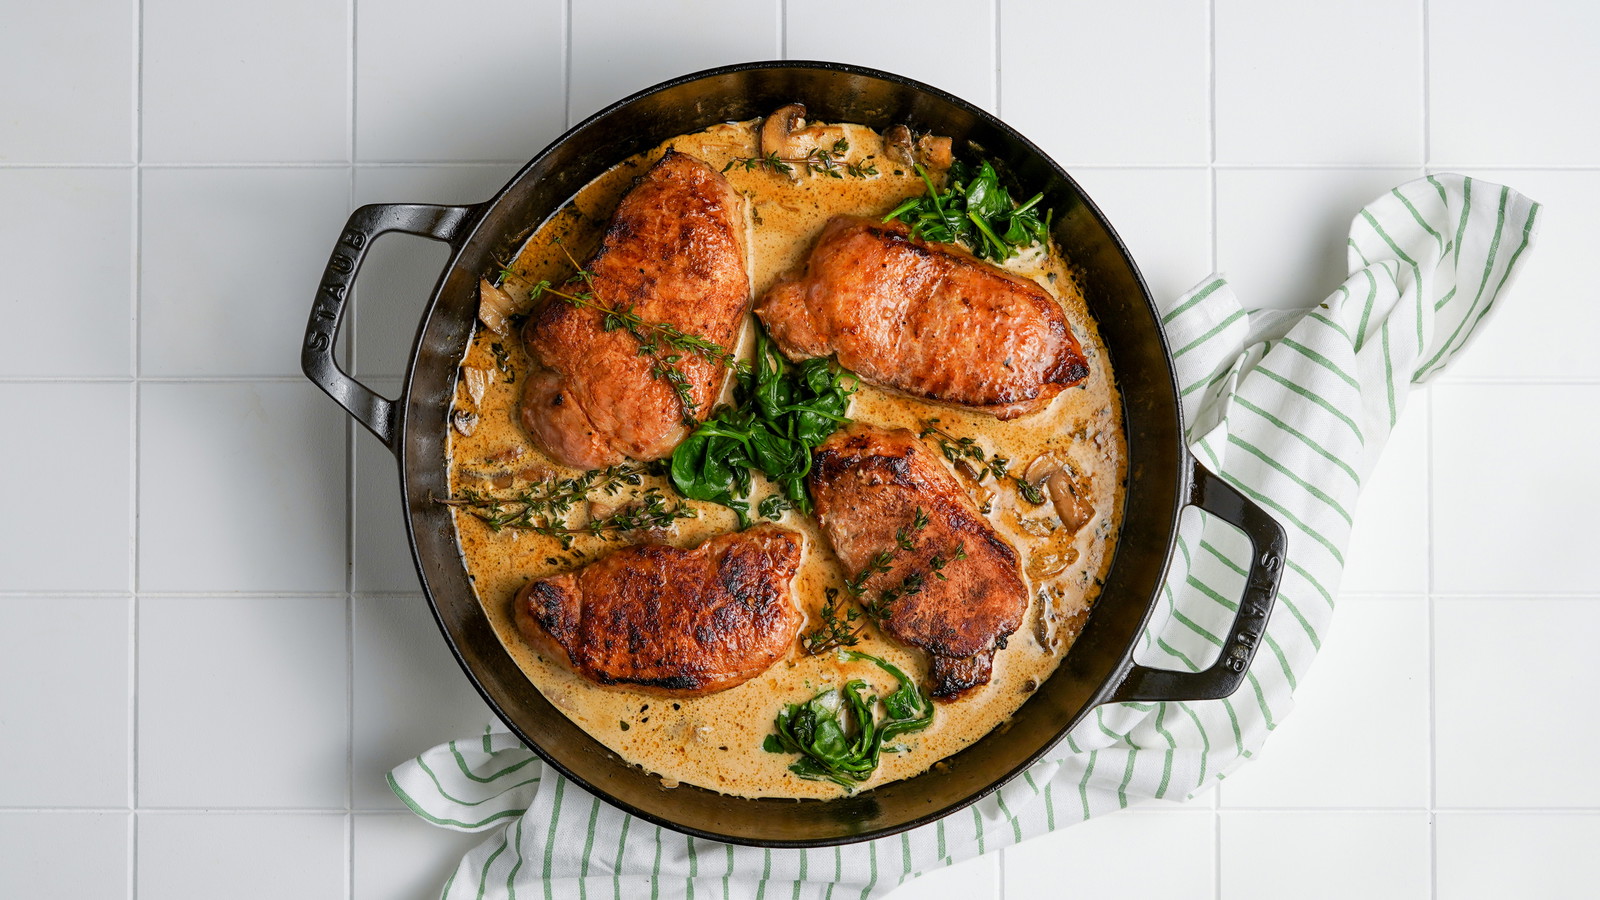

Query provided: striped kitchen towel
[390,174,1539,899]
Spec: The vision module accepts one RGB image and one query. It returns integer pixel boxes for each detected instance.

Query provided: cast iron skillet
[301,61,1285,847]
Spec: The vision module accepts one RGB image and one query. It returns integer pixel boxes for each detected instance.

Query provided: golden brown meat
[513,526,804,696]
[808,424,1029,700]
[520,150,751,468]
[757,216,1088,420]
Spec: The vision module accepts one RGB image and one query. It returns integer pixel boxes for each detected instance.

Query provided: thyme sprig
[723,139,878,179]
[435,465,694,549]
[502,244,748,427]
[919,419,1047,505]
[527,250,739,425]
[840,507,956,622]
[843,550,894,597]
[800,587,864,656]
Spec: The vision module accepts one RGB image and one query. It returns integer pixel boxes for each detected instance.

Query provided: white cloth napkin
[390,174,1539,899]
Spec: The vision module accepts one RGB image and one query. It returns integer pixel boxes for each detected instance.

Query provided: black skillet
[301,61,1285,847]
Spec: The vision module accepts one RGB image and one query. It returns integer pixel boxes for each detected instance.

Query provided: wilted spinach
[883,158,1051,262]
[762,651,935,790]
[669,327,855,525]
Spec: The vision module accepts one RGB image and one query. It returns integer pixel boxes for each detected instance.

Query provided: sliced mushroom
[760,103,809,160]
[457,445,533,483]
[460,365,492,407]
[1026,546,1079,581]
[882,124,915,167]
[1025,453,1095,536]
[451,408,480,437]
[1014,515,1056,538]
[1022,453,1059,485]
[949,458,997,514]
[1032,585,1060,650]
[915,134,953,169]
[478,278,516,336]
[1047,469,1094,535]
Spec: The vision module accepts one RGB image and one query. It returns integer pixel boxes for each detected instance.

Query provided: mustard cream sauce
[446,119,1127,799]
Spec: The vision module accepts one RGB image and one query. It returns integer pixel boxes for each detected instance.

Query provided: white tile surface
[1216,167,1421,310]
[1067,167,1213,309]
[0,812,128,898]
[567,0,777,124]
[0,596,130,808]
[1438,169,1597,381]
[141,0,348,162]
[1218,597,1429,808]
[1431,384,1600,596]
[1436,813,1600,900]
[0,0,134,163]
[139,383,348,593]
[883,849,999,900]
[1338,392,1429,595]
[354,812,484,900]
[1435,598,1600,809]
[138,595,348,808]
[788,0,995,112]
[351,165,517,378]
[0,384,132,592]
[138,812,345,900]
[1430,0,1600,166]
[0,168,132,377]
[1002,1,1209,164]
[1220,811,1431,899]
[356,0,565,162]
[1215,0,1423,165]
[1005,810,1213,899]
[353,594,496,809]
[140,167,353,376]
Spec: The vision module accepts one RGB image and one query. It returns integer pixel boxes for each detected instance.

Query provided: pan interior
[398,62,1184,846]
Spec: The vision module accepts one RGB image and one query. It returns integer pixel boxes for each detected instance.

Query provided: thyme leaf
[434,466,694,549]
[505,244,748,427]
[722,139,878,180]
[919,419,1047,507]
[800,587,864,656]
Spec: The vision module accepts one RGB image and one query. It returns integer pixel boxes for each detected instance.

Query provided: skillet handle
[1107,458,1287,703]
[301,203,476,454]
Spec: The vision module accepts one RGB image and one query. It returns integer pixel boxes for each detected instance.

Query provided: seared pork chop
[520,150,750,469]
[513,526,803,696]
[757,216,1088,419]
[808,424,1029,699]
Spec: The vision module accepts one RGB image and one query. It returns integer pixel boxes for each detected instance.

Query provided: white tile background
[1,1,1596,897]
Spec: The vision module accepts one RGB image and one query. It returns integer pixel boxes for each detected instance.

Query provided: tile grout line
[1422,11,1436,896]
[1422,0,1432,172]
[992,0,1001,118]
[563,0,574,129]
[778,0,787,58]
[130,0,144,894]
[1426,387,1439,900]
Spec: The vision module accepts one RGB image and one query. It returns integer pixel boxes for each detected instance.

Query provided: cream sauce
[446,119,1127,799]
